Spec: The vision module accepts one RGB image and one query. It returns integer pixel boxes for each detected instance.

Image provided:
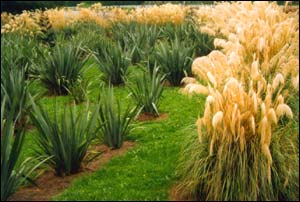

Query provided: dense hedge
[0,1,145,13]
[1,1,297,14]
[1,1,67,13]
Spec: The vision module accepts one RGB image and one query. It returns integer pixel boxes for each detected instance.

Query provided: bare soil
[163,80,172,87]
[25,123,35,131]
[137,112,168,122]
[9,141,135,201]
[169,184,197,201]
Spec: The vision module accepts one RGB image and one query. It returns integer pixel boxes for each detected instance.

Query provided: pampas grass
[177,120,299,200]
[212,111,223,129]
[276,104,293,119]
[178,2,298,200]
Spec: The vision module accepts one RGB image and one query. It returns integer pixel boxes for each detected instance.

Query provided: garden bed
[9,141,135,201]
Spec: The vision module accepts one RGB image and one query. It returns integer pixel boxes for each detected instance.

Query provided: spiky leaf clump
[30,100,99,176]
[155,36,194,86]
[38,43,89,95]
[98,86,139,149]
[128,65,165,116]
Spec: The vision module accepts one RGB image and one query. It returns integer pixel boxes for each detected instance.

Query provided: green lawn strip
[53,88,206,201]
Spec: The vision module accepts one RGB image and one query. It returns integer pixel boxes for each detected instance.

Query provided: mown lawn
[19,59,206,201]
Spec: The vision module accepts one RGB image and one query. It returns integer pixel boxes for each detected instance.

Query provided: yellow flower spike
[267,108,277,125]
[212,111,223,130]
[196,118,203,143]
[259,116,268,147]
[272,73,285,90]
[276,104,293,119]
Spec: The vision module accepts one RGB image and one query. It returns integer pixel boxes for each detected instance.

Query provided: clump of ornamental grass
[178,1,299,200]
[1,10,42,36]
[159,21,215,57]
[1,4,189,36]
[1,12,13,25]
[1,33,44,79]
[128,65,166,117]
[0,65,41,130]
[30,99,100,176]
[65,78,91,105]
[177,75,298,201]
[155,35,195,86]
[97,85,140,149]
[159,22,190,42]
[68,22,106,52]
[126,24,160,64]
[191,1,299,89]
[37,42,90,95]
[94,41,131,86]
[177,119,298,201]
[1,96,49,201]
[130,3,188,25]
[109,22,136,50]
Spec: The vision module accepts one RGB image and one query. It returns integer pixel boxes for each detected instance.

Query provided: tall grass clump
[37,42,90,95]
[1,33,43,79]
[98,86,139,149]
[94,42,130,85]
[155,35,194,86]
[159,22,191,42]
[1,97,26,201]
[30,100,100,176]
[1,65,36,129]
[188,24,215,56]
[159,22,215,57]
[68,21,107,53]
[131,3,188,25]
[65,78,91,105]
[177,76,298,200]
[179,2,299,200]
[128,65,166,116]
[126,24,160,64]
[109,22,136,50]
[1,96,47,201]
